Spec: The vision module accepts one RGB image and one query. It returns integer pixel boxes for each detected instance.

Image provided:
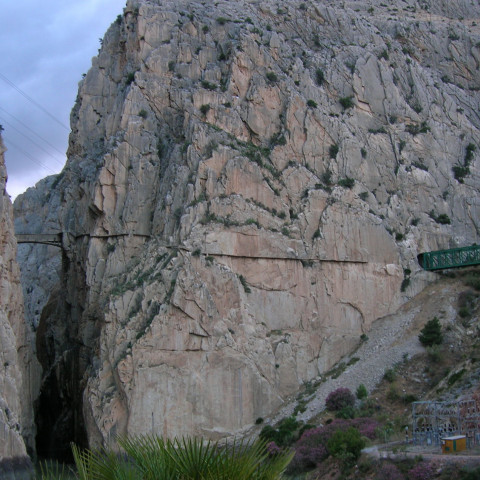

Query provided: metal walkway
[418,244,480,270]
[16,233,63,248]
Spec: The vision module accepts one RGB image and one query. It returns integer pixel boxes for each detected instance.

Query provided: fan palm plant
[39,435,293,480]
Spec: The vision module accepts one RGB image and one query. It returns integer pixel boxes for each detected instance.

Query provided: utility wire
[0,72,70,131]
[0,106,67,158]
[0,116,65,168]
[5,138,58,175]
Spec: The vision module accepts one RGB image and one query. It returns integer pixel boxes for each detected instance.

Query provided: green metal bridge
[418,244,480,270]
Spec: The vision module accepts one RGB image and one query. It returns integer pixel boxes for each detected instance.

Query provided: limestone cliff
[0,135,34,467]
[14,0,480,455]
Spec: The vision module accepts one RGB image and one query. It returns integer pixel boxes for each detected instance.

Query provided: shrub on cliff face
[325,387,355,411]
[419,317,443,346]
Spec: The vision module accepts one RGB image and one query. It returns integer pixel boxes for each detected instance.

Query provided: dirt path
[365,444,480,466]
[271,276,464,425]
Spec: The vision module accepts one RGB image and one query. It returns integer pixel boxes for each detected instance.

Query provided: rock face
[0,135,34,466]
[14,0,480,454]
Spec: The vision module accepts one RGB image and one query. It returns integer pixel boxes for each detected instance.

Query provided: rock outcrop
[14,0,480,454]
[0,135,34,470]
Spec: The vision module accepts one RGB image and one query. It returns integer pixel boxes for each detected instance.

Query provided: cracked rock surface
[13,0,480,451]
[0,135,37,465]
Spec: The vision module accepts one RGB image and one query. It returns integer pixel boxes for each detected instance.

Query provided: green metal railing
[418,244,480,270]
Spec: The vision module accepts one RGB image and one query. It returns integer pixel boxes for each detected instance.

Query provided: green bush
[327,427,365,465]
[339,96,354,110]
[126,71,136,85]
[356,384,368,400]
[266,72,278,83]
[436,214,451,225]
[419,317,443,347]
[200,104,210,115]
[335,406,356,419]
[315,69,325,86]
[260,416,301,447]
[338,177,355,189]
[329,144,339,158]
[306,99,317,108]
[201,80,217,90]
[239,274,251,293]
[383,368,396,383]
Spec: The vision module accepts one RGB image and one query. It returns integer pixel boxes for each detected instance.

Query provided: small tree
[356,384,368,400]
[325,387,355,411]
[419,317,443,347]
[327,427,365,465]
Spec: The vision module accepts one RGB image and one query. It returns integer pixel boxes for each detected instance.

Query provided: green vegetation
[37,436,293,480]
[201,80,217,90]
[138,109,148,119]
[383,368,396,383]
[339,96,354,110]
[306,99,317,108]
[239,274,251,293]
[266,71,278,83]
[338,177,355,189]
[453,143,476,183]
[356,384,368,400]
[405,121,430,135]
[200,104,210,116]
[126,72,136,85]
[315,69,325,86]
[447,368,466,386]
[327,427,365,465]
[359,191,369,201]
[419,317,443,347]
[260,416,301,447]
[329,143,339,158]
[429,210,451,225]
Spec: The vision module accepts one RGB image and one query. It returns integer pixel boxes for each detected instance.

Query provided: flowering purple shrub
[376,462,405,480]
[287,417,379,473]
[349,417,379,439]
[325,387,355,411]
[287,444,328,473]
[408,461,435,480]
[266,441,282,456]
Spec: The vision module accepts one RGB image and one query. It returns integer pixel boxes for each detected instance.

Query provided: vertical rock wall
[0,135,34,470]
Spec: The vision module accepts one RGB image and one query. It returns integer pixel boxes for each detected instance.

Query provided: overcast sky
[0,0,126,200]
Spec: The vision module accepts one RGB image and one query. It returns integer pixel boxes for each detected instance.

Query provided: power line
[5,138,58,175]
[0,116,65,168]
[0,72,70,131]
[0,106,67,158]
